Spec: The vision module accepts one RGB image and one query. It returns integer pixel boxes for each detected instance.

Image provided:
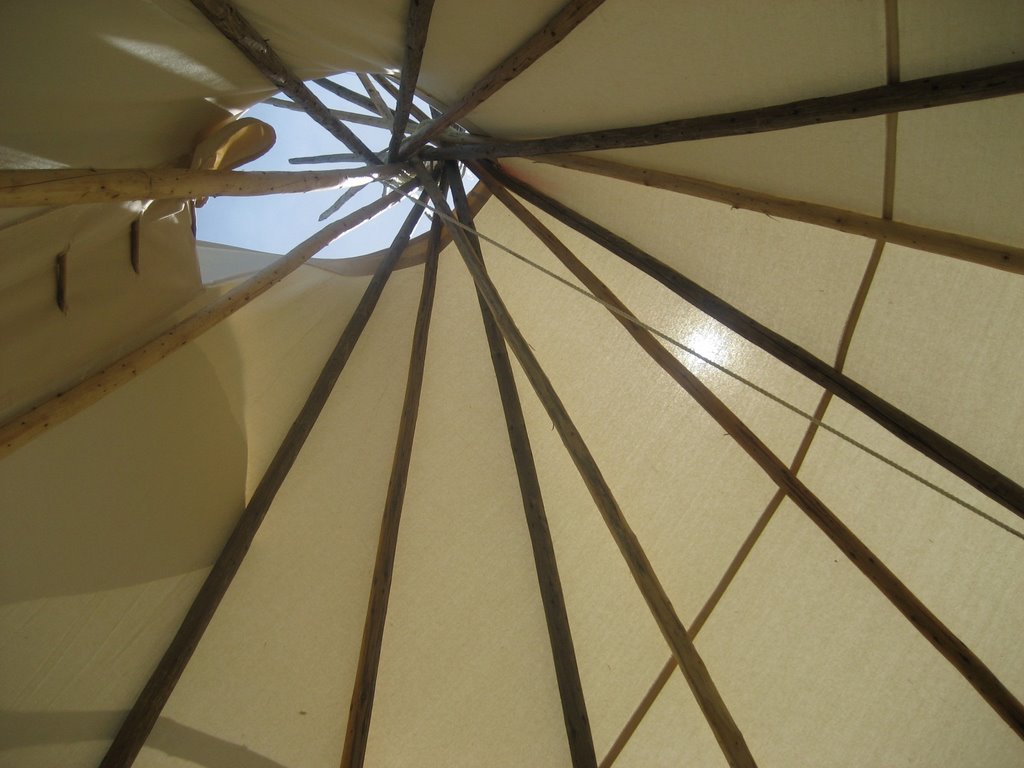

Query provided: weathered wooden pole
[340,192,442,768]
[413,163,758,768]
[447,162,597,767]
[528,154,1024,274]
[0,166,403,207]
[427,60,1024,159]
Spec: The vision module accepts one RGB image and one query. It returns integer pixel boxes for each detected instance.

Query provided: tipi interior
[1,1,1023,766]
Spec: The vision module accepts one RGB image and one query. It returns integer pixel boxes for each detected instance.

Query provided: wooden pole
[290,153,369,165]
[446,163,597,768]
[318,184,368,222]
[528,154,1024,275]
[314,77,377,113]
[428,59,1024,160]
[399,0,608,157]
[0,181,416,460]
[373,74,431,124]
[602,487,793,767]
[189,0,379,164]
[0,166,404,208]
[479,165,1024,741]
[339,187,442,768]
[98,185,430,768]
[357,73,394,121]
[388,0,435,161]
[477,162,1024,520]
[266,97,394,129]
[412,163,758,768]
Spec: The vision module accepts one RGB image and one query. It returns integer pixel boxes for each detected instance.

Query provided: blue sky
[196,74,435,259]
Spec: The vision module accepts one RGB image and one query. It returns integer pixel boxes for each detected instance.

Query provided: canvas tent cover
[1,1,1023,767]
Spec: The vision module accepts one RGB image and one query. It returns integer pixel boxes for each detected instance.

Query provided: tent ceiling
[1,1,1022,767]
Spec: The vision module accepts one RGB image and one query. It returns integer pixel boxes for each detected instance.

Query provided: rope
[373,175,1024,544]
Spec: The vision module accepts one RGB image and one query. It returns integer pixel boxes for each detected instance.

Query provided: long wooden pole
[339,188,441,768]
[266,97,394,129]
[314,77,377,113]
[529,153,1024,275]
[388,0,435,161]
[289,153,370,165]
[428,59,1024,160]
[373,74,431,124]
[398,0,608,157]
[98,185,430,768]
[477,162,1024,520]
[0,181,415,460]
[479,166,1024,741]
[318,184,369,222]
[412,163,758,768]
[446,163,597,768]
[357,73,394,121]
[189,0,379,164]
[0,166,404,208]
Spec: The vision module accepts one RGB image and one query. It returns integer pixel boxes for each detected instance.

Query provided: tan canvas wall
[1,0,1022,766]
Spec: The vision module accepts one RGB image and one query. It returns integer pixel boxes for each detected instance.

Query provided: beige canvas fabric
[1,1,1022,766]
